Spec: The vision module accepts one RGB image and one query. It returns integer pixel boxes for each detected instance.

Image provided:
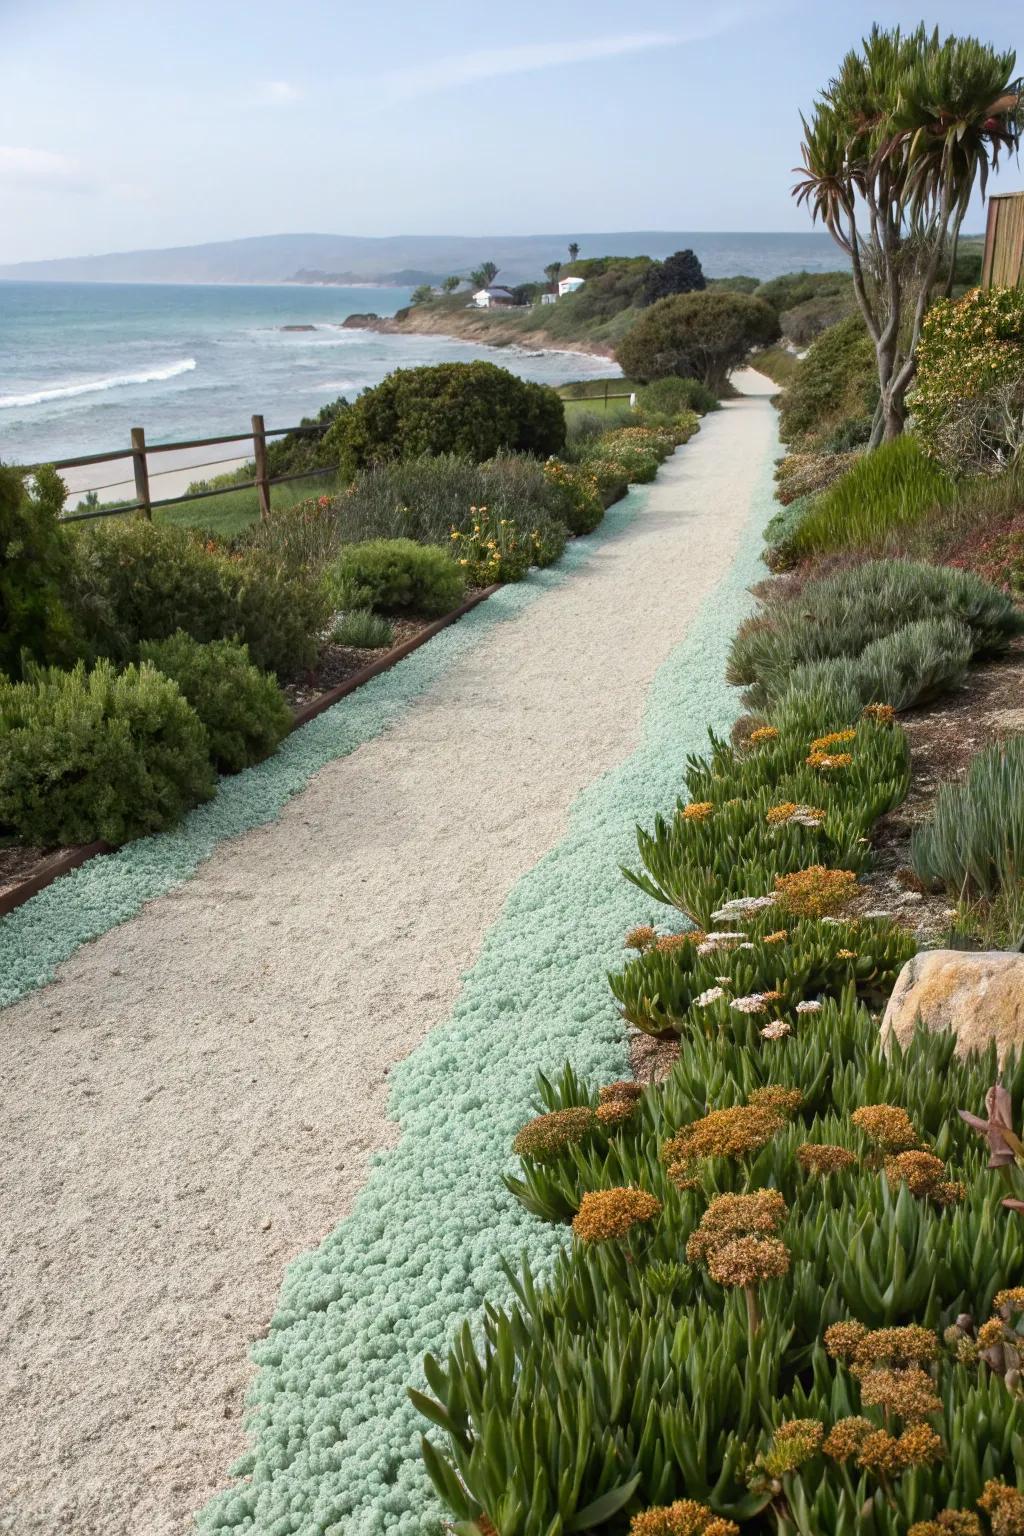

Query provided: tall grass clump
[332,454,560,546]
[912,735,1024,899]
[786,617,973,713]
[786,437,954,560]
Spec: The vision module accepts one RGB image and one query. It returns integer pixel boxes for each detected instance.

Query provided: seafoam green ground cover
[0,487,653,1011]
[198,423,779,1535]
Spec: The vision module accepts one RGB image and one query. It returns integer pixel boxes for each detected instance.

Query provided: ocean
[0,233,846,482]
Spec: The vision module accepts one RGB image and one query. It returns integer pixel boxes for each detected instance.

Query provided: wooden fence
[33,416,331,523]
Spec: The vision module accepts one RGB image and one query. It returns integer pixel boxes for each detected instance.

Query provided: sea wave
[0,358,198,410]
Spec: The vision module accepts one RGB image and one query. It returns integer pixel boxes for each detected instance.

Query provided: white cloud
[0,146,85,187]
[263,80,302,104]
[366,20,746,100]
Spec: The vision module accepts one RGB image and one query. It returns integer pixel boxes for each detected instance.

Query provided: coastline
[343,306,618,361]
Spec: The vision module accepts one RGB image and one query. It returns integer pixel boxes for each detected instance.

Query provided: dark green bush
[139,631,292,775]
[615,291,780,388]
[0,464,78,679]
[913,735,1024,898]
[327,539,466,616]
[323,362,566,475]
[728,560,1022,708]
[637,376,719,416]
[641,248,706,305]
[0,659,215,846]
[778,313,878,447]
[68,520,329,678]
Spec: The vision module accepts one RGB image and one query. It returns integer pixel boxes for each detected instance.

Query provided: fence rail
[31,417,331,523]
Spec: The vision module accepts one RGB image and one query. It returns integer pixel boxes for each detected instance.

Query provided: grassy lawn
[149,474,344,540]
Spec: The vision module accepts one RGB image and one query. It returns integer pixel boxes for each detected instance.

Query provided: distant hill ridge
[0,230,842,286]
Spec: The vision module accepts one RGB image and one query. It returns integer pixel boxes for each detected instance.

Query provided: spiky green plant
[912,735,1024,899]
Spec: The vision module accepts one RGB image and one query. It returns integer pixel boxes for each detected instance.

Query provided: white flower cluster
[710,895,776,922]
[760,1019,792,1039]
[696,931,745,955]
[695,986,725,1007]
[796,999,823,1014]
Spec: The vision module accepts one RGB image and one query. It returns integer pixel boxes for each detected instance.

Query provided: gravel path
[0,372,777,1536]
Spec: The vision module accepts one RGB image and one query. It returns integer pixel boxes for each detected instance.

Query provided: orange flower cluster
[663,1105,785,1180]
[685,1190,788,1269]
[908,1513,982,1536]
[681,801,715,822]
[797,1143,858,1176]
[823,1417,942,1473]
[748,726,779,746]
[810,729,857,753]
[512,1106,594,1162]
[862,702,895,726]
[595,1080,643,1129]
[806,750,853,771]
[774,866,857,918]
[883,1150,965,1207]
[572,1186,662,1243]
[978,1478,1024,1536]
[625,924,657,951]
[629,1500,739,1536]
[851,1103,919,1151]
[825,1321,938,1372]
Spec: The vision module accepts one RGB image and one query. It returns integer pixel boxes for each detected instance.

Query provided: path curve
[0,373,778,1536]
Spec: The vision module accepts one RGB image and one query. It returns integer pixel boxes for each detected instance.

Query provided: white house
[540,292,557,305]
[557,275,585,298]
[473,286,516,309]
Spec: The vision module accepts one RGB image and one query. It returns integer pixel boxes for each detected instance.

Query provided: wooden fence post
[130,427,151,519]
[252,414,271,520]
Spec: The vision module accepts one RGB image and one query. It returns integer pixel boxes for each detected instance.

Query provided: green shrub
[616,290,780,388]
[787,436,954,558]
[728,560,1021,708]
[450,510,534,585]
[329,453,560,547]
[528,516,569,568]
[911,285,1024,474]
[638,376,720,415]
[778,313,878,447]
[327,539,465,616]
[542,461,604,535]
[323,362,566,476]
[912,735,1024,898]
[0,659,215,846]
[139,631,291,774]
[234,495,343,572]
[0,463,78,679]
[67,520,329,678]
[773,449,859,505]
[788,617,973,713]
[331,609,395,648]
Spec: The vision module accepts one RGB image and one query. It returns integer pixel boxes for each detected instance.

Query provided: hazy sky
[2,0,1022,263]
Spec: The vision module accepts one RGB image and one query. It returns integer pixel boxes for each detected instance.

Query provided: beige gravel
[0,371,777,1536]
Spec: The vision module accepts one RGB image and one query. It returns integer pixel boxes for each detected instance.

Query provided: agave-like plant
[794,23,1022,447]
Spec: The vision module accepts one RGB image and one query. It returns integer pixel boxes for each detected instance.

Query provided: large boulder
[881,949,1024,1063]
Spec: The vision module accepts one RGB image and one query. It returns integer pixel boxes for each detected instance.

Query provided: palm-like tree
[794,24,1021,444]
[568,242,580,264]
[470,261,500,290]
[544,261,562,293]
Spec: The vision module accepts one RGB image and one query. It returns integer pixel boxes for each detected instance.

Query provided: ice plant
[572,1187,662,1243]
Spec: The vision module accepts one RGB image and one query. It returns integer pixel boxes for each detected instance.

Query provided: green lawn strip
[0,480,658,1011]
[198,421,780,1536]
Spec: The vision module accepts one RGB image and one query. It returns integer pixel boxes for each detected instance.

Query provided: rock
[881,949,1024,1063]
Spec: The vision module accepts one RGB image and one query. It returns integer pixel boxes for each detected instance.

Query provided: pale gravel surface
[0,372,777,1536]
